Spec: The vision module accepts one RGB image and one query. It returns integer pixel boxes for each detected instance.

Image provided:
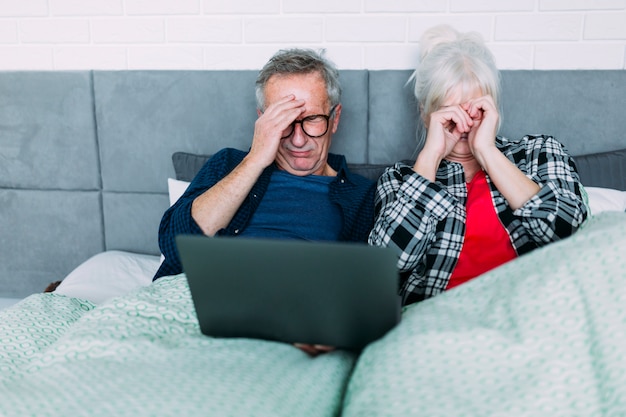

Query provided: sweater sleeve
[154,149,234,279]
[509,135,589,245]
[368,163,457,274]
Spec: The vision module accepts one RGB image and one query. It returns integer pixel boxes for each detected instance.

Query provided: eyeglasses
[281,105,338,139]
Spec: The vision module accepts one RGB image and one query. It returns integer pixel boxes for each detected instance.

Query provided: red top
[446,170,517,290]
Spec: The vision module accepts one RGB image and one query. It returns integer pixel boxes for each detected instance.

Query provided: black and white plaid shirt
[368,135,588,306]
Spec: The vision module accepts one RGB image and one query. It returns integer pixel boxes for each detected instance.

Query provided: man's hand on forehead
[248,95,307,168]
[261,94,306,130]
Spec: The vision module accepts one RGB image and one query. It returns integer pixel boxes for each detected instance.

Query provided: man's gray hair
[255,48,341,111]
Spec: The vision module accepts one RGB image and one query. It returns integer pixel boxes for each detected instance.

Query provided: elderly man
[156,47,374,275]
[155,49,375,355]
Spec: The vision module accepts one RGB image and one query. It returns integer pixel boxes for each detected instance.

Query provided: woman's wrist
[472,143,499,170]
[413,149,442,182]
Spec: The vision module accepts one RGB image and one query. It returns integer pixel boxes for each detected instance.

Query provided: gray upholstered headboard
[1,70,624,298]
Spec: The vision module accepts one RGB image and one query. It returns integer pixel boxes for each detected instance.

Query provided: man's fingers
[258,95,306,137]
[263,95,305,117]
[294,343,335,357]
[313,344,335,353]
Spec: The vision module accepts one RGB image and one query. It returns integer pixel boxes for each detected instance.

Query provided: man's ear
[257,109,262,117]
[330,104,342,134]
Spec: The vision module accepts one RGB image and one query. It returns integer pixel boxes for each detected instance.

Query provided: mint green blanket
[343,212,626,416]
[0,273,355,416]
[1,212,625,416]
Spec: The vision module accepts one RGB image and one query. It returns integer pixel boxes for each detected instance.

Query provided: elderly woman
[369,25,588,306]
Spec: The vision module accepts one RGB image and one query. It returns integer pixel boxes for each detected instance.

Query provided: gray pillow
[346,163,391,182]
[573,149,626,191]
[172,151,394,182]
[172,152,211,182]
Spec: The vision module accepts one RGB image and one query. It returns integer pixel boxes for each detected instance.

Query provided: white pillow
[168,178,190,206]
[55,251,161,304]
[56,180,191,304]
[585,186,626,215]
[162,178,191,263]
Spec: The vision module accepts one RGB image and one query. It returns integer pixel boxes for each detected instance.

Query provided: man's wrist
[241,152,271,175]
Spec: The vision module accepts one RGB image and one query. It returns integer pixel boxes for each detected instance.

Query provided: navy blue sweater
[154,148,376,280]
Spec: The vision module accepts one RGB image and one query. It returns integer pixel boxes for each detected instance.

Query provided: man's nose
[289,123,308,146]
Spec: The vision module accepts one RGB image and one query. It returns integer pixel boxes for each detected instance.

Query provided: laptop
[176,235,401,351]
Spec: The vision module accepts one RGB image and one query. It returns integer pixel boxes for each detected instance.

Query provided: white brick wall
[0,0,623,70]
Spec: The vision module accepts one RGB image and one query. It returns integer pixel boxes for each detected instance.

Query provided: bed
[1,69,625,416]
[1,212,625,416]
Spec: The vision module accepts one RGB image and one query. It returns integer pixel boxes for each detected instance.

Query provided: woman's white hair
[409,24,501,152]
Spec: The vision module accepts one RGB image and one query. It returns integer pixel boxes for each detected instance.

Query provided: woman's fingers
[462,95,498,124]
[432,106,473,139]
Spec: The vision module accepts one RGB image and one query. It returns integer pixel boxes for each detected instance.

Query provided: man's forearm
[191,155,266,236]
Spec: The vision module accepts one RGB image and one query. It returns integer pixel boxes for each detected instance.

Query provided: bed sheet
[0,274,356,417]
[342,211,626,417]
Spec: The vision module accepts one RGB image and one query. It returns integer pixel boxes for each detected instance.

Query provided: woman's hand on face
[461,95,499,161]
[414,104,473,180]
[423,104,474,160]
